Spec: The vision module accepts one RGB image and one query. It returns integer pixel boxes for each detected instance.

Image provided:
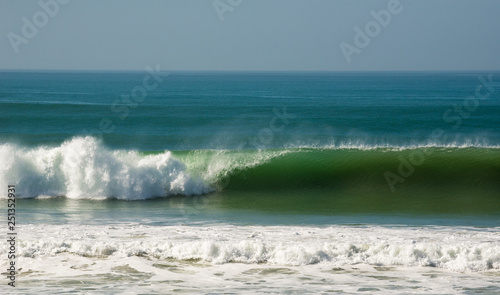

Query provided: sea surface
[1,71,500,294]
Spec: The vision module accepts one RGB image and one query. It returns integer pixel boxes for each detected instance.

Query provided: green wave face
[173,147,500,215]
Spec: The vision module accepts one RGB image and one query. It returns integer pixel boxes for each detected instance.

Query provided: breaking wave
[0,137,210,199]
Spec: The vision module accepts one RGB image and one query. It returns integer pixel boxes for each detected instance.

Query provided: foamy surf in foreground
[0,137,211,199]
[2,224,499,293]
[10,225,500,272]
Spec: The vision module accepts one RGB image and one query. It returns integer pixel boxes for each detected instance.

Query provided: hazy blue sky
[1,0,499,71]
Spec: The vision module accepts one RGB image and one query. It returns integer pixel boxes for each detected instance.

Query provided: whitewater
[0,137,211,199]
[2,136,500,201]
[1,71,499,293]
[2,223,499,294]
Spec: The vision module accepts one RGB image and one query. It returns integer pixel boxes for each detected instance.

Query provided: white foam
[3,224,500,293]
[0,137,211,199]
[285,138,500,150]
[1,136,498,200]
[5,224,500,272]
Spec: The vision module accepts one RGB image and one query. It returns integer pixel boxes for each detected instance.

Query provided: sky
[1,0,499,71]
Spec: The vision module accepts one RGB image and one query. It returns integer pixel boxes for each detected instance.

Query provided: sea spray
[1,138,500,206]
[0,137,210,199]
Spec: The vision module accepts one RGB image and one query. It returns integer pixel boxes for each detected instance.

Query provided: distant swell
[0,137,210,199]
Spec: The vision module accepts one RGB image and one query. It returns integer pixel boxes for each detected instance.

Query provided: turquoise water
[1,71,500,225]
[2,71,500,294]
[2,71,499,150]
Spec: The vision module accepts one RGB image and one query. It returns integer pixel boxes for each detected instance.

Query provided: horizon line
[1,69,500,74]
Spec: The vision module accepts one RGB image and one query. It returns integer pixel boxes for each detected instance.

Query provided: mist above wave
[0,137,210,199]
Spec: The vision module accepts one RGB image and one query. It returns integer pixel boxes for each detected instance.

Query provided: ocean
[1,71,500,294]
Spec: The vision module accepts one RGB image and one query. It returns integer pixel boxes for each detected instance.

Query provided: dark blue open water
[1,71,499,225]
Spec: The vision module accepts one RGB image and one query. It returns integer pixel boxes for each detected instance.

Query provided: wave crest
[0,137,211,199]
